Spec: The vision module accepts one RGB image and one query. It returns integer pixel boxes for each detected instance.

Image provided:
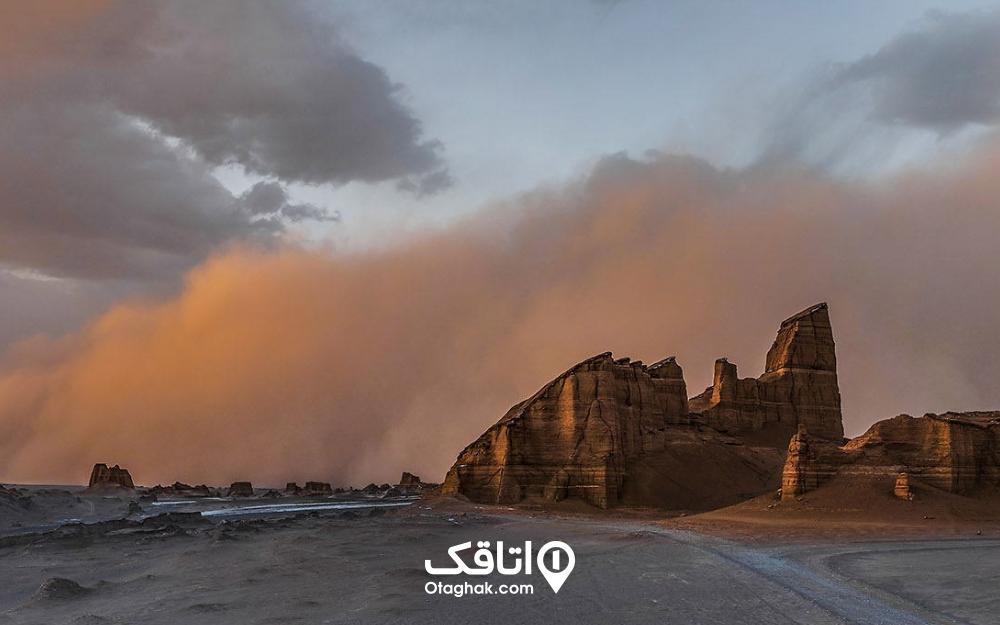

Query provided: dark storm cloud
[99,2,446,185]
[0,0,442,283]
[239,182,339,223]
[0,102,275,281]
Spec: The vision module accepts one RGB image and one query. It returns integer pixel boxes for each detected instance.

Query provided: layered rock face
[782,412,1000,499]
[689,303,843,442]
[442,353,694,508]
[442,303,844,509]
[88,464,135,489]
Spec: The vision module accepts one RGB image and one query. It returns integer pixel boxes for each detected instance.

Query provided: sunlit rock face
[846,413,1000,491]
[689,303,844,442]
[782,413,1000,499]
[443,303,845,509]
[442,353,693,508]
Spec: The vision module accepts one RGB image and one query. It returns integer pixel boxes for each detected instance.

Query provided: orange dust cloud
[4,148,1000,486]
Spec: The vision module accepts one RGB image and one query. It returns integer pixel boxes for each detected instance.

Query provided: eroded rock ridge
[782,412,1000,499]
[443,303,843,509]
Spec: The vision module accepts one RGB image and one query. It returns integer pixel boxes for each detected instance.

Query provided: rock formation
[227,481,254,497]
[781,412,1000,498]
[894,473,915,501]
[399,472,421,486]
[689,303,843,442]
[781,426,846,500]
[88,464,135,489]
[145,482,212,498]
[442,352,698,508]
[303,481,333,494]
[32,578,90,601]
[442,303,843,509]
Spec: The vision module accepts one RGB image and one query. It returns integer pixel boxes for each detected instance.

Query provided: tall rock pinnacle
[765,302,837,374]
[689,302,844,442]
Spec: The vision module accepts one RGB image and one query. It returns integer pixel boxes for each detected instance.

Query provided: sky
[3,1,1000,486]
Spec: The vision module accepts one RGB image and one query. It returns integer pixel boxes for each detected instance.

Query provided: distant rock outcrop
[442,303,841,509]
[399,472,421,486]
[88,463,135,489]
[227,481,254,497]
[303,481,333,495]
[782,412,1000,498]
[146,482,212,498]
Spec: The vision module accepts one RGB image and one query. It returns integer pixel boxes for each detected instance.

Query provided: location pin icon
[536,541,575,593]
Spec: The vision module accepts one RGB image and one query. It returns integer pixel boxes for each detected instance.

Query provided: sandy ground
[1,485,999,624]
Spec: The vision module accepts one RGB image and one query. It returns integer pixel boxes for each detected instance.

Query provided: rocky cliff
[782,412,1000,499]
[442,353,695,508]
[442,303,844,509]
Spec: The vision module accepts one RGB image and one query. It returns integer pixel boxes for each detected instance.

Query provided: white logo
[425,540,575,594]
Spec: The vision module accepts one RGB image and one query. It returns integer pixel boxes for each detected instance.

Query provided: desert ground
[1,484,999,625]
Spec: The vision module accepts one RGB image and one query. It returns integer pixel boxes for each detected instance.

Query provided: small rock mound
[894,472,916,501]
[146,482,213,498]
[33,578,90,601]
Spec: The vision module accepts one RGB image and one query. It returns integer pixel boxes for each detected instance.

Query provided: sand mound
[671,473,1000,541]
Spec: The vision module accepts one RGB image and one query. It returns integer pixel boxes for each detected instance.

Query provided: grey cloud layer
[759,9,1000,167]
[239,182,340,224]
[0,102,273,281]
[0,1,443,282]
[838,9,1000,130]
[99,2,445,185]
